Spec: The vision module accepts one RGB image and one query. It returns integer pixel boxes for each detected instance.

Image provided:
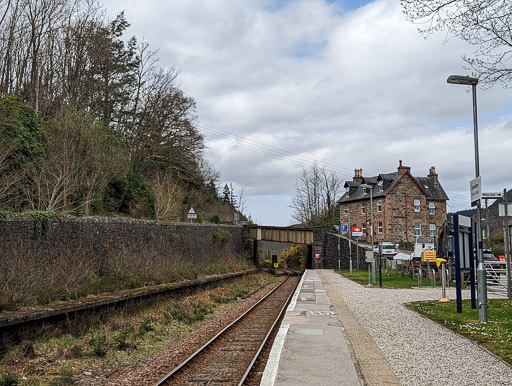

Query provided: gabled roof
[416,177,449,200]
[337,170,448,204]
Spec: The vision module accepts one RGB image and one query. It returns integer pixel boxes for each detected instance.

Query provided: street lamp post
[360,183,375,284]
[343,212,352,275]
[447,74,487,323]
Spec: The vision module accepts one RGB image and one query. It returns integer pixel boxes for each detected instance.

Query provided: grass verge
[0,272,277,385]
[338,269,441,288]
[407,299,512,366]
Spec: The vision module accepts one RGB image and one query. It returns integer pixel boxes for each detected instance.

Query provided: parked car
[374,242,397,257]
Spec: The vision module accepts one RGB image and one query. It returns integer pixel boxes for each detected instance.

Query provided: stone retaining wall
[312,229,369,269]
[0,215,245,265]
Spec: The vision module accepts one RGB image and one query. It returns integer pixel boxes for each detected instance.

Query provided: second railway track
[155,270,300,385]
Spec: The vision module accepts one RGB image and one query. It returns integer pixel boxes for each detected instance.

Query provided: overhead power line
[197,121,357,180]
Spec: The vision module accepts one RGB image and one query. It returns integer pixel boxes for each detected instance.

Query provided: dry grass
[0,242,251,311]
[0,272,276,385]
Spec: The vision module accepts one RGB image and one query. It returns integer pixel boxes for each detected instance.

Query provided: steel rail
[238,270,300,385]
[153,270,298,386]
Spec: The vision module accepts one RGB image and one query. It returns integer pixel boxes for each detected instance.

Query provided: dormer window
[362,187,368,195]
[378,181,384,192]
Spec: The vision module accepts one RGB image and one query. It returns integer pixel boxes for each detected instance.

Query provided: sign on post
[499,203,512,217]
[352,227,363,237]
[341,224,348,234]
[470,176,482,207]
[315,253,320,259]
[421,250,437,262]
[482,192,503,199]
[365,251,374,263]
[187,207,197,219]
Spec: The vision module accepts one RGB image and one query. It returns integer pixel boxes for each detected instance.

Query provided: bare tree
[401,0,512,87]
[150,171,185,221]
[290,163,343,226]
[25,105,128,214]
[237,187,248,216]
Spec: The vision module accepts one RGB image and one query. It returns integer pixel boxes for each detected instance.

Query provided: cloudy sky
[103,0,512,226]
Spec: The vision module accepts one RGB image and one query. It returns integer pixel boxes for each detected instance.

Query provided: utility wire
[198,121,469,206]
[197,121,369,175]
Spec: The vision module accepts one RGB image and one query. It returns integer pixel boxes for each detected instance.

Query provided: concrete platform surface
[261,270,362,386]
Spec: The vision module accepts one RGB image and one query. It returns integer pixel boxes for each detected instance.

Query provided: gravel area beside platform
[321,270,512,386]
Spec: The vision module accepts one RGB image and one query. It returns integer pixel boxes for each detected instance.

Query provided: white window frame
[378,181,384,192]
[361,202,365,214]
[429,202,435,215]
[414,199,420,212]
[377,199,382,212]
[429,223,436,237]
[343,205,348,214]
[362,187,368,195]
[378,221,383,234]
[414,222,421,236]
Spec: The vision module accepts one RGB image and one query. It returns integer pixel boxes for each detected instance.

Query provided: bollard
[431,269,435,288]
[417,267,422,288]
[437,259,449,303]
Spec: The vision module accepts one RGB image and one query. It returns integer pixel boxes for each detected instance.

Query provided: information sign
[482,192,503,199]
[341,224,348,234]
[315,253,320,259]
[187,207,197,219]
[499,203,512,217]
[352,227,363,237]
[421,250,437,262]
[470,177,482,207]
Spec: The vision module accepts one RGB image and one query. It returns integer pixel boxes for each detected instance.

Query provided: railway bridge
[246,225,368,270]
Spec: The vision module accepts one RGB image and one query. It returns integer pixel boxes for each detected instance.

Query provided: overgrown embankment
[0,215,249,310]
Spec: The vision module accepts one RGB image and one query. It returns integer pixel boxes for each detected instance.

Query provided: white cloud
[102,0,512,225]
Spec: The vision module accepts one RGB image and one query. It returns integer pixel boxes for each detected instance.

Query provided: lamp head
[447,75,478,86]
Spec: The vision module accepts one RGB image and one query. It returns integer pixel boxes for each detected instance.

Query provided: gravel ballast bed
[322,270,512,386]
[107,277,283,386]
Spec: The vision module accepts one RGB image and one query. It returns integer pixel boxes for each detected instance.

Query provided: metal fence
[484,261,509,297]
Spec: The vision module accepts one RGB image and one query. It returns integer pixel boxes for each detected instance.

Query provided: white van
[374,242,397,257]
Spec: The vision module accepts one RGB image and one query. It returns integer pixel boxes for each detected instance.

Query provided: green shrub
[0,374,19,386]
[212,228,232,244]
[23,210,59,238]
[89,334,108,357]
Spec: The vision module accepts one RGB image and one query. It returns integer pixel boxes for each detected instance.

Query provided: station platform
[260,270,360,385]
[260,269,399,386]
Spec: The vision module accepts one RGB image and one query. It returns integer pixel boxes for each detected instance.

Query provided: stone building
[337,161,448,244]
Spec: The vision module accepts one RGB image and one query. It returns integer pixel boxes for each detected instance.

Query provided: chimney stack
[428,166,439,184]
[397,160,411,175]
[353,168,363,182]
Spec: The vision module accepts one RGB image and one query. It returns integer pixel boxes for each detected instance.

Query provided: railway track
[154,270,300,385]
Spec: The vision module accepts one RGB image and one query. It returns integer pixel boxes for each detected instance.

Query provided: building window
[343,205,348,214]
[362,187,368,195]
[362,223,366,234]
[361,202,365,214]
[378,221,383,234]
[377,200,382,212]
[414,199,420,212]
[378,180,384,192]
[414,222,421,236]
[429,223,436,237]
[429,202,435,215]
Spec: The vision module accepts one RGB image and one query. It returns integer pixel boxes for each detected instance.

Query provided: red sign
[315,253,320,259]
[352,227,363,237]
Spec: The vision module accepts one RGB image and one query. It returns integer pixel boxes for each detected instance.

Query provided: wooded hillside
[0,0,239,222]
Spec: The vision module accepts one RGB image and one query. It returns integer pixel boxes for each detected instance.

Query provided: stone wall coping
[0,214,243,228]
